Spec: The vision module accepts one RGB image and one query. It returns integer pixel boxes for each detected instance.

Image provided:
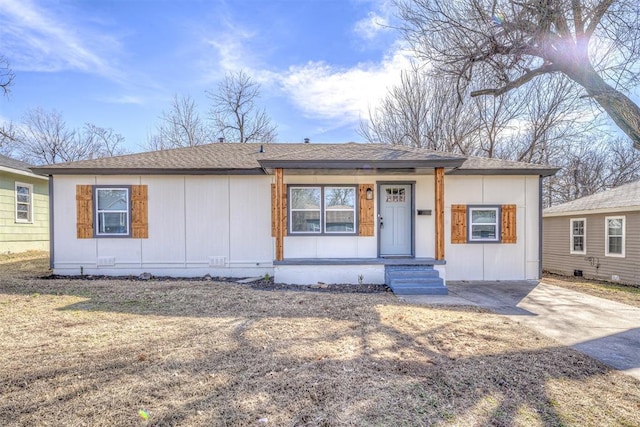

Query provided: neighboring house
[32,143,556,293]
[0,154,49,253]
[543,181,640,285]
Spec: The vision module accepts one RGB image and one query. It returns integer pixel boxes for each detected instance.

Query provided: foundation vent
[209,256,227,267]
[97,256,116,267]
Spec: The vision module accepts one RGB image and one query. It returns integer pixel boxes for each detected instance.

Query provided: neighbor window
[95,187,130,236]
[289,185,357,234]
[605,216,625,257]
[15,182,33,223]
[468,206,500,242]
[570,218,586,254]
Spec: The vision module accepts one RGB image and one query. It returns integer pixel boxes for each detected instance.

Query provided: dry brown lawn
[1,253,639,426]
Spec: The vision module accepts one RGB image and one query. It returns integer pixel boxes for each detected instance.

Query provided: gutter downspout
[539,176,543,279]
[48,176,54,270]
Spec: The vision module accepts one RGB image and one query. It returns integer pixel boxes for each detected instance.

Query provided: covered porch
[260,146,465,294]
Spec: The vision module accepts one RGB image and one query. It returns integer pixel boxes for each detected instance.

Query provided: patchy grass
[1,255,639,426]
[543,272,640,308]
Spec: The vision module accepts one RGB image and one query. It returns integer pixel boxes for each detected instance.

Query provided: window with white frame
[15,182,33,223]
[289,186,356,234]
[95,187,130,236]
[468,206,500,242]
[570,218,586,254]
[605,216,625,257]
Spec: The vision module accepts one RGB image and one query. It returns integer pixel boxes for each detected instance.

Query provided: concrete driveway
[401,280,640,381]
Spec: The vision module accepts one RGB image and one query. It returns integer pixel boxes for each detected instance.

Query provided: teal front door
[379,184,412,257]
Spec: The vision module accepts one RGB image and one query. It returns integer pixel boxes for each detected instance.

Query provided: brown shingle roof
[544,180,640,215]
[29,142,558,176]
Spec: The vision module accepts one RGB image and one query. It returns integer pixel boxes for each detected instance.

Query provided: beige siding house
[543,180,640,285]
[32,143,556,294]
[0,154,49,253]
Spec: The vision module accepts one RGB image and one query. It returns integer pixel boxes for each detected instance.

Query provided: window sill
[604,253,625,258]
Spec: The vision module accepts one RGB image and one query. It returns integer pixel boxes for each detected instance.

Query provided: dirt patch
[543,272,640,308]
[1,254,639,426]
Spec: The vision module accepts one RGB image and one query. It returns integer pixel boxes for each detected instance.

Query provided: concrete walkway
[400,280,640,380]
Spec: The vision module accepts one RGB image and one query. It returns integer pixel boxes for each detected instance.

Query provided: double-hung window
[95,187,130,236]
[570,218,586,254]
[605,216,625,257]
[468,206,500,242]
[289,186,356,234]
[15,182,33,223]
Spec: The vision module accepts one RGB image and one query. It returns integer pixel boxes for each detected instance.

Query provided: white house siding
[52,175,274,277]
[52,173,541,282]
[444,175,540,281]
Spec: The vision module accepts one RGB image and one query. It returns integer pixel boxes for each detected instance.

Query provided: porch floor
[274,257,446,266]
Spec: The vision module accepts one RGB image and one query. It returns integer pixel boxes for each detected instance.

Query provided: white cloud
[354,11,390,40]
[100,95,146,105]
[277,47,414,127]
[0,0,121,79]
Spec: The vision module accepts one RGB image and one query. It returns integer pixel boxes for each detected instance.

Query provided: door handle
[378,215,384,229]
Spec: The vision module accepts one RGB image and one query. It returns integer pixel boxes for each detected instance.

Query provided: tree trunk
[566,65,640,149]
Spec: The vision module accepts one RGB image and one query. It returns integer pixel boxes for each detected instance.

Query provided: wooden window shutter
[131,185,149,239]
[76,185,94,239]
[358,185,375,236]
[451,204,467,244]
[501,204,517,244]
[271,183,287,237]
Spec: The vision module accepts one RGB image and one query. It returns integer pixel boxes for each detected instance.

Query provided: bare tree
[207,70,277,143]
[16,108,127,165]
[0,55,13,96]
[81,123,127,158]
[544,137,640,206]
[359,69,479,153]
[395,0,640,149]
[145,94,210,150]
[0,56,16,150]
[360,65,592,164]
[0,121,18,156]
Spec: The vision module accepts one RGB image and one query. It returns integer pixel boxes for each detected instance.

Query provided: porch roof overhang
[258,158,466,175]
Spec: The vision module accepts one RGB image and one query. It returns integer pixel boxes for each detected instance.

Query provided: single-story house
[32,143,557,294]
[543,180,640,285]
[0,154,49,253]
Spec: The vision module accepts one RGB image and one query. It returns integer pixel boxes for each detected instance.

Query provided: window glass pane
[17,186,30,196]
[471,224,496,239]
[326,211,355,232]
[97,189,128,210]
[572,221,584,235]
[291,211,320,233]
[291,188,320,209]
[17,193,29,203]
[17,210,28,220]
[325,187,354,209]
[573,237,583,251]
[17,204,28,212]
[608,219,623,236]
[472,209,496,224]
[609,236,622,254]
[98,212,128,234]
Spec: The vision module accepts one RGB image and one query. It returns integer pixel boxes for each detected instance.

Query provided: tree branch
[584,0,615,38]
[470,64,559,97]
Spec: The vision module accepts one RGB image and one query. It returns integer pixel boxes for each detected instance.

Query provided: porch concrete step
[391,284,449,296]
[385,264,448,295]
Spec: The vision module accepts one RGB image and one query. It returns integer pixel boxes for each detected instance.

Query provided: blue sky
[0,0,413,153]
